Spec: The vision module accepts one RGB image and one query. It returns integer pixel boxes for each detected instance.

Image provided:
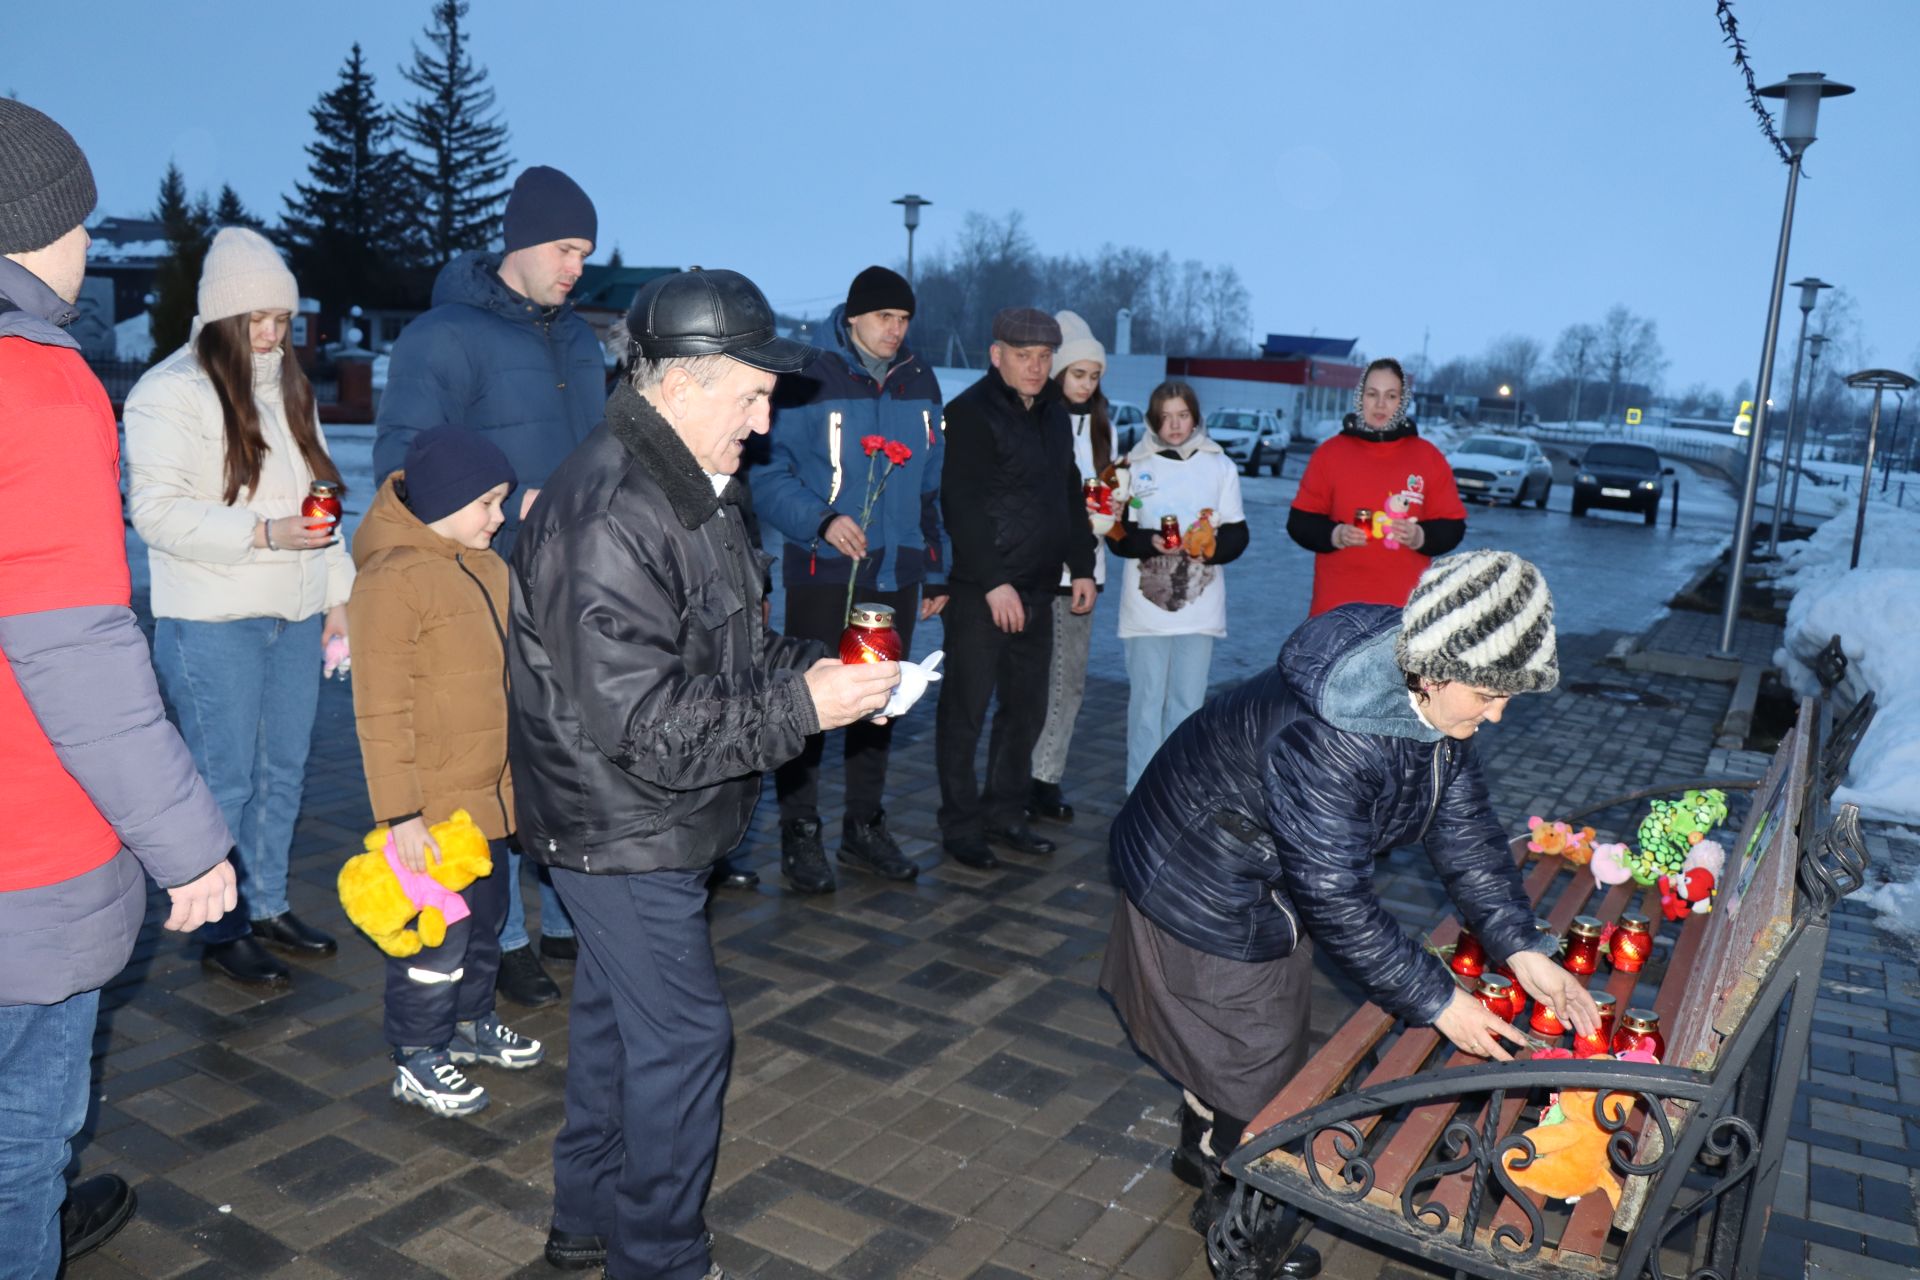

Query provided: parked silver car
[1205,408,1289,476]
[1447,433,1553,507]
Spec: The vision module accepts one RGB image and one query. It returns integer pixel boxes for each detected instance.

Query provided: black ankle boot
[781,818,835,894]
[1028,778,1074,824]
[840,810,918,881]
[1171,1099,1210,1188]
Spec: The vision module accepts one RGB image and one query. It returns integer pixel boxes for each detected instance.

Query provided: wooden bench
[1208,695,1874,1280]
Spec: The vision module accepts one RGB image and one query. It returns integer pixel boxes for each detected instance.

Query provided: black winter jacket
[508,384,823,873]
[1110,603,1544,1025]
[940,367,1096,592]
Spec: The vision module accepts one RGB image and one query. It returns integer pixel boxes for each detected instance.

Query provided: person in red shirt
[1288,357,1467,614]
[0,100,235,1273]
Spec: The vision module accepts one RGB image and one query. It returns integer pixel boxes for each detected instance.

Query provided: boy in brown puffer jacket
[348,426,544,1117]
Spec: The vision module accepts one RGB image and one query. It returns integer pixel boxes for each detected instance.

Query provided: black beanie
[846,265,915,318]
[502,165,597,254]
[0,100,98,255]
[402,426,518,526]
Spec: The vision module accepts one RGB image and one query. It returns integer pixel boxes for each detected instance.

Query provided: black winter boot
[1028,778,1074,824]
[1171,1097,1211,1188]
[781,818,835,894]
[840,810,919,881]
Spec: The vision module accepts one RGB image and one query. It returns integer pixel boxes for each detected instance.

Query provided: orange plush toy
[1183,509,1218,560]
[1504,1085,1633,1208]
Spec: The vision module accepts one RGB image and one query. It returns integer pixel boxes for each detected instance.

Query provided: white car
[1205,408,1289,476]
[1447,434,1554,507]
[1110,400,1147,453]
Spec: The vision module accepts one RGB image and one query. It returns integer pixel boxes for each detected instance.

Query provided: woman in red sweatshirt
[1288,357,1467,615]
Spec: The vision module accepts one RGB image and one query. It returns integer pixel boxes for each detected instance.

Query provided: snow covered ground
[1770,501,1920,942]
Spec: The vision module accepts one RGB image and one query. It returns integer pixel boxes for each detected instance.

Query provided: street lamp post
[1717,71,1854,658]
[891,194,932,288]
[1764,277,1832,555]
[1498,384,1519,428]
[1786,333,1830,527]
[1842,370,1920,569]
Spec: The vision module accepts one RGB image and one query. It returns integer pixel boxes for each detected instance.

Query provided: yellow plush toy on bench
[337,809,493,957]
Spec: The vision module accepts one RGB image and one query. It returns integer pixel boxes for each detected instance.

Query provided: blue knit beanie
[402,427,517,525]
[502,166,597,254]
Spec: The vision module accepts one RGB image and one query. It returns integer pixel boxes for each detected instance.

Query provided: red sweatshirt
[1293,433,1466,616]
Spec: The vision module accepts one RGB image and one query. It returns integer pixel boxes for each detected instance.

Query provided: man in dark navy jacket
[755,266,947,892]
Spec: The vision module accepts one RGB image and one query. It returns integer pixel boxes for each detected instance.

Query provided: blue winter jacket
[1110,603,1546,1026]
[373,251,608,558]
[755,306,947,592]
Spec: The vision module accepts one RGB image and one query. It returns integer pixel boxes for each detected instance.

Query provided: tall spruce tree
[396,0,512,266]
[282,43,419,310]
[149,163,213,360]
[213,185,265,231]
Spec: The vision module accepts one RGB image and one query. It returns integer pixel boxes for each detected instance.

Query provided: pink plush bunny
[1590,842,1634,886]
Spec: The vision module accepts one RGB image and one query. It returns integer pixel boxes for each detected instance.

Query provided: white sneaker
[450,1013,545,1069]
[392,1048,489,1117]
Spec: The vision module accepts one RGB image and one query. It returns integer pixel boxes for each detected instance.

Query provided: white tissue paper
[881,650,944,718]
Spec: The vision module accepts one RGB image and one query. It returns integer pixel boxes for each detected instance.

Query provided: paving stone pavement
[65,613,1920,1279]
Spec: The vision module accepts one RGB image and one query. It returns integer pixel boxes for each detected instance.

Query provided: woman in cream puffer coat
[124,228,352,988]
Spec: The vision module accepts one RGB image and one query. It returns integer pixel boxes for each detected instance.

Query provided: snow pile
[1774,504,1920,830]
[1752,474,1850,523]
[1770,499,1920,593]
[1855,833,1920,950]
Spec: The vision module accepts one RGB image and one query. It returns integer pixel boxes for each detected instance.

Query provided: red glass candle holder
[1572,993,1617,1058]
[1609,911,1654,973]
[1563,916,1604,976]
[1353,508,1374,534]
[1475,973,1521,1021]
[1159,514,1182,549]
[1611,1008,1665,1060]
[1449,929,1487,979]
[840,604,904,664]
[1528,998,1567,1038]
[302,480,344,529]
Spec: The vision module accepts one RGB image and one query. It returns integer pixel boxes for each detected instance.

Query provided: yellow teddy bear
[337,810,493,957]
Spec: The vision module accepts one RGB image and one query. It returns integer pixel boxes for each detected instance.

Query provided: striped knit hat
[1396,550,1558,694]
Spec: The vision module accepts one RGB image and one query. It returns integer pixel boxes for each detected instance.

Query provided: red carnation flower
[883,441,913,466]
[861,434,888,456]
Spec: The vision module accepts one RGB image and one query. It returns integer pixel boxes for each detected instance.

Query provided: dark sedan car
[1572,442,1674,524]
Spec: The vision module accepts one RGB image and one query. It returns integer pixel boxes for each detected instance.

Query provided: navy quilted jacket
[1110,603,1544,1025]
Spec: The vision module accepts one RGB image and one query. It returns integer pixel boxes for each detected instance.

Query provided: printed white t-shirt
[1118,448,1244,639]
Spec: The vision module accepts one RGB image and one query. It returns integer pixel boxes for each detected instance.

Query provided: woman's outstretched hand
[1508,950,1602,1036]
[1433,988,1534,1060]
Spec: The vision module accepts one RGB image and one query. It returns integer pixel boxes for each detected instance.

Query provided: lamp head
[1758,73,1854,158]
[1790,276,1832,314]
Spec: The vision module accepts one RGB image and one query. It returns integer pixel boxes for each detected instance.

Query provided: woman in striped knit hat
[1100,549,1600,1276]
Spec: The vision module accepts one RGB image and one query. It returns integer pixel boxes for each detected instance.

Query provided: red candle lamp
[1572,993,1616,1058]
[1475,974,1524,1022]
[1609,911,1654,973]
[1159,514,1183,549]
[1563,916,1605,976]
[1449,928,1487,979]
[1610,1008,1665,1060]
[302,480,344,530]
[1528,997,1567,1038]
[839,603,904,664]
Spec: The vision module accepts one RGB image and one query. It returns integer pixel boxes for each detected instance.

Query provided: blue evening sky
[5,1,1914,390]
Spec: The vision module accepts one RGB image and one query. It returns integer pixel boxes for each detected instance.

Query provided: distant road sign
[1625,408,1643,426]
[1734,399,1753,436]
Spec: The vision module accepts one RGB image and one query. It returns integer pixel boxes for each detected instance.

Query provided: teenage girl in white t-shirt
[1111,381,1250,790]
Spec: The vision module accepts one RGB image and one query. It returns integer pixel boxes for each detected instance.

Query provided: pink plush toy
[1590,841,1634,886]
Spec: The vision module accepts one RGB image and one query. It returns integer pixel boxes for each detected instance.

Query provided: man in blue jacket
[754,266,947,893]
[373,164,605,1007]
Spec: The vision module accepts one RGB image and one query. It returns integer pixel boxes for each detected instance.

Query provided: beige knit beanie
[1051,309,1106,378]
[197,227,298,322]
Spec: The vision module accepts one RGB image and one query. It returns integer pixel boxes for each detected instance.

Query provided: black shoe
[544,1225,607,1270]
[62,1174,135,1262]
[942,838,999,870]
[781,818,836,894]
[202,935,291,988]
[538,933,577,964]
[988,824,1056,857]
[1028,778,1075,824]
[1171,1100,1210,1188]
[840,810,919,881]
[251,911,337,956]
[710,857,760,890]
[496,945,561,1009]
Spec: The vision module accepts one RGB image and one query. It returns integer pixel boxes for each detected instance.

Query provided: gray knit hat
[1396,550,1558,694]
[0,100,97,255]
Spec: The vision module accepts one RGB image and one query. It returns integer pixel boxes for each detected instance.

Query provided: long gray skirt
[1099,895,1314,1122]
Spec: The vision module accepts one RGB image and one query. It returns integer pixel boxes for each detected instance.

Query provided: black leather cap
[624,268,813,373]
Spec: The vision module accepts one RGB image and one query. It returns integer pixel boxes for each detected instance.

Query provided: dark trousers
[549,866,729,1280]
[775,581,919,824]
[383,837,511,1050]
[935,582,1054,842]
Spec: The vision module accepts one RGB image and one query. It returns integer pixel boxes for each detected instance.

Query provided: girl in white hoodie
[125,228,353,989]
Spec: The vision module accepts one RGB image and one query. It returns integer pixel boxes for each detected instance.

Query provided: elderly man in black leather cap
[935,307,1097,869]
[507,269,900,1280]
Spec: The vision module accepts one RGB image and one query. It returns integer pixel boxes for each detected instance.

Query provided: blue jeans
[1124,634,1216,792]
[0,990,99,1280]
[500,850,575,953]
[153,614,323,941]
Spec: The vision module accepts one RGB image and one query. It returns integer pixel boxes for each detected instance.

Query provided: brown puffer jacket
[347,475,513,839]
